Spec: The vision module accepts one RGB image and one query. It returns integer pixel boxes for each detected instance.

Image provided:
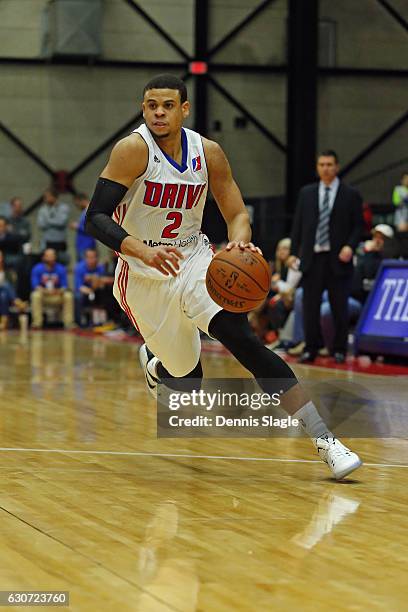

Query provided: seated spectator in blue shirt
[30,248,73,329]
[74,248,106,326]
[70,193,96,261]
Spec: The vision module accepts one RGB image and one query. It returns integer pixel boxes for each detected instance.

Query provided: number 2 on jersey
[161,211,183,239]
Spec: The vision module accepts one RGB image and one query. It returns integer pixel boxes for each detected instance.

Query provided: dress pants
[302,252,352,355]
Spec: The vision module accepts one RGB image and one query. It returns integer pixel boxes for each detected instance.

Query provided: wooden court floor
[0,330,407,611]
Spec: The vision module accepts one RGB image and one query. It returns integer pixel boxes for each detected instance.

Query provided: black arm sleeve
[85,178,130,252]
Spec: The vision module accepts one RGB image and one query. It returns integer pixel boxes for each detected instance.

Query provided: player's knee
[158,359,203,394]
[209,310,252,344]
[160,359,203,379]
[162,363,191,378]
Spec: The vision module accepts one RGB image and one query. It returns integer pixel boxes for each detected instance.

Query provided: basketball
[206,247,271,313]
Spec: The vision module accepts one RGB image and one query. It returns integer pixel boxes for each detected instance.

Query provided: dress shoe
[298,351,316,364]
[288,341,306,356]
[271,340,295,352]
[333,352,346,364]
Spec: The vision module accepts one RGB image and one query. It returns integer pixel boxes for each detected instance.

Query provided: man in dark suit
[288,150,363,363]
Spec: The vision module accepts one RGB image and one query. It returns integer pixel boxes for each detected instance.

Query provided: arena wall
[0,0,407,237]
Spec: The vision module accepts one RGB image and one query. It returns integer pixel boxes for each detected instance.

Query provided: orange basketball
[206,247,271,313]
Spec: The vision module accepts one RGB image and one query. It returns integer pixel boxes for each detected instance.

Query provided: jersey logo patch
[153,155,160,163]
[192,155,201,172]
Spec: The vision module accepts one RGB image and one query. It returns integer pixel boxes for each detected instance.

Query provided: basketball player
[85,74,362,480]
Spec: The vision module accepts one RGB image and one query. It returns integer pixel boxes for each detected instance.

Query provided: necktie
[317,187,331,246]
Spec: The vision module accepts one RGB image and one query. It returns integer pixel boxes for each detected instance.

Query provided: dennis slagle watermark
[157,379,300,438]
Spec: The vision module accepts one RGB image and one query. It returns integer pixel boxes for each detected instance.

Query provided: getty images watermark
[167,389,298,428]
[157,377,408,438]
[157,379,301,438]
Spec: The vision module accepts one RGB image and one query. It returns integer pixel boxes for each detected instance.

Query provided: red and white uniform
[114,123,209,280]
[113,124,222,376]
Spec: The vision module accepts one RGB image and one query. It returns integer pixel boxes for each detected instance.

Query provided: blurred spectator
[74,249,122,329]
[289,150,363,363]
[37,188,70,255]
[70,193,96,261]
[74,248,106,326]
[7,197,32,300]
[361,224,395,262]
[249,238,298,343]
[0,216,22,265]
[392,173,408,232]
[30,248,73,329]
[273,238,291,276]
[354,224,395,295]
[0,201,11,218]
[0,249,16,330]
[8,197,31,248]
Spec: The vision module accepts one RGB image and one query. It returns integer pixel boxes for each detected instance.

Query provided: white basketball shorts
[113,238,222,376]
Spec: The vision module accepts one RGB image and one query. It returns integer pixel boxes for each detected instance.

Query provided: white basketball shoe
[139,344,160,398]
[314,435,362,480]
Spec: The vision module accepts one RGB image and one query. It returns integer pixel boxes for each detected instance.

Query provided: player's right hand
[141,246,184,277]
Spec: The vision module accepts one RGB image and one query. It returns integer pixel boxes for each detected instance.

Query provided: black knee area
[157,360,203,392]
[209,310,252,343]
[209,309,297,391]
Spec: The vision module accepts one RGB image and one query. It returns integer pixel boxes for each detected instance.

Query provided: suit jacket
[290,181,363,276]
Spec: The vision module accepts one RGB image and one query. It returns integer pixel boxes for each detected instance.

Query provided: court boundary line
[0,447,407,469]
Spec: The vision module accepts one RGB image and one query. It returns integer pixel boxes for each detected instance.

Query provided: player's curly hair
[143,74,187,103]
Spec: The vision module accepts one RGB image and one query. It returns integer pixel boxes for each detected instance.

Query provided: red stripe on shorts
[117,259,130,317]
[117,259,130,319]
[121,260,140,331]
[121,203,128,225]
[117,259,139,331]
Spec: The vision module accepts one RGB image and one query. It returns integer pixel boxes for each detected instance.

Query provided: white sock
[293,401,332,439]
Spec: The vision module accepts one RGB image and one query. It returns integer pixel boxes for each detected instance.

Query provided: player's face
[142,89,190,139]
[316,156,339,184]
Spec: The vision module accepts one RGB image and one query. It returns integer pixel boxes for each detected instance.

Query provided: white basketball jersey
[114,123,209,279]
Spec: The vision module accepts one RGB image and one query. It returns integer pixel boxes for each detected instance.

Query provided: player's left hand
[226,241,263,255]
[338,245,353,262]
